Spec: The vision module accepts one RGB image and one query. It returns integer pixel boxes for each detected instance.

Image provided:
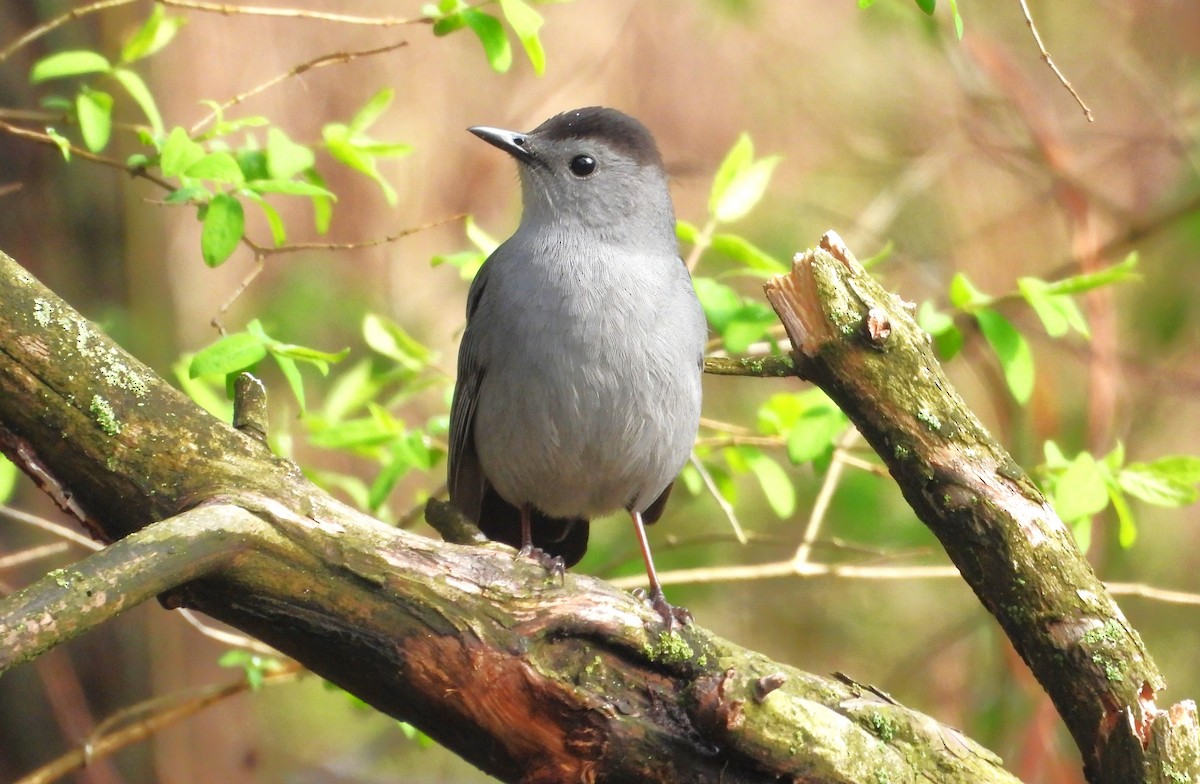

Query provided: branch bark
[763,232,1198,784]
[0,234,1180,783]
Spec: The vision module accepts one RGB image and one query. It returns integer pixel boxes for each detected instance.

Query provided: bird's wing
[447,264,492,522]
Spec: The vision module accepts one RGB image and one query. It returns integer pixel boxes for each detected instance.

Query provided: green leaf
[305,170,333,233]
[1108,485,1137,549]
[245,193,286,246]
[858,0,878,7]
[45,126,72,161]
[709,134,753,218]
[787,409,848,465]
[465,214,499,254]
[676,219,699,245]
[742,449,796,518]
[0,455,16,504]
[200,193,244,267]
[185,152,246,185]
[949,0,964,39]
[499,0,545,74]
[247,179,335,198]
[915,0,936,14]
[463,10,512,73]
[76,88,113,152]
[348,88,394,136]
[164,184,210,204]
[120,6,186,63]
[160,127,206,177]
[1042,439,1068,469]
[710,233,787,273]
[974,308,1034,403]
[363,314,434,371]
[30,50,111,83]
[1044,252,1140,296]
[948,272,991,309]
[323,125,398,206]
[431,250,486,280]
[1018,277,1089,338]
[1118,456,1200,507]
[714,155,781,224]
[110,67,163,136]
[189,332,267,377]
[308,407,403,450]
[273,354,306,412]
[266,127,315,179]
[1053,451,1110,522]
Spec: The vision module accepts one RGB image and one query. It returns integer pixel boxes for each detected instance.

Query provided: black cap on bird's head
[468,106,664,171]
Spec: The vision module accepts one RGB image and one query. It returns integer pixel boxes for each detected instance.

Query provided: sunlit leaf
[161,127,206,177]
[499,0,545,74]
[974,307,1033,403]
[76,88,113,152]
[463,10,512,72]
[111,67,163,136]
[189,332,266,377]
[30,50,110,83]
[120,6,186,63]
[1052,451,1109,522]
[266,127,315,179]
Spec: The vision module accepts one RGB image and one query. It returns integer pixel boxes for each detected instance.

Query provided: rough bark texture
[0,236,1192,782]
[763,232,1199,784]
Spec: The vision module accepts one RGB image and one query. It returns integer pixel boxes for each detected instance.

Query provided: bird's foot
[633,588,692,631]
[515,544,566,584]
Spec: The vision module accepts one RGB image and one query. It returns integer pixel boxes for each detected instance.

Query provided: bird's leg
[516,503,565,581]
[630,510,691,629]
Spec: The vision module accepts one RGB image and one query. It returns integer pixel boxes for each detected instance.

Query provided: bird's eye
[569,155,596,177]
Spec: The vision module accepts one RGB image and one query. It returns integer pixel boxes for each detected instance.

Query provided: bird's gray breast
[469,235,705,520]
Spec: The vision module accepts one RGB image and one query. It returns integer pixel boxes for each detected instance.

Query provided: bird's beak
[468,125,536,164]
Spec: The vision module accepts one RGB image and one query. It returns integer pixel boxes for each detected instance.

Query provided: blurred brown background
[1,1,1199,782]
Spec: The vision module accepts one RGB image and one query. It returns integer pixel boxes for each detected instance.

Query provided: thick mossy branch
[0,247,1024,784]
[763,231,1199,784]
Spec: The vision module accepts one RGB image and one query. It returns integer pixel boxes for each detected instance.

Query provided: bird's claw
[633,588,691,631]
[515,544,566,584]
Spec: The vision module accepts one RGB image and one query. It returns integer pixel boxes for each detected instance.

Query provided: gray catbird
[448,106,707,627]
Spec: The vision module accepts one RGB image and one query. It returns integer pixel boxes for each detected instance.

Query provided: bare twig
[0,543,70,570]
[158,0,432,26]
[0,121,175,191]
[0,505,103,551]
[1016,0,1094,121]
[190,41,410,134]
[176,608,280,654]
[0,0,140,65]
[792,428,859,567]
[14,665,301,784]
[689,452,747,544]
[609,559,961,589]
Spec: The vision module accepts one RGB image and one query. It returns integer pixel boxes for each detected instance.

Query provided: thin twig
[176,609,280,655]
[0,543,70,570]
[14,665,301,784]
[792,428,860,567]
[689,453,747,544]
[0,0,140,65]
[1016,0,1093,121]
[0,121,175,191]
[609,559,961,589]
[1106,582,1200,607]
[158,0,432,26]
[243,213,466,258]
[0,505,103,551]
[190,41,410,135]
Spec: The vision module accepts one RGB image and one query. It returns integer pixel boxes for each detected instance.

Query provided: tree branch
[0,245,1024,782]
[763,231,1198,784]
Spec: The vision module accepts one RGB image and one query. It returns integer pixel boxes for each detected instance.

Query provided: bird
[447,106,707,627]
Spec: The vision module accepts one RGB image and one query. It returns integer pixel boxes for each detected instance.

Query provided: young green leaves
[424,0,553,75]
[29,8,182,151]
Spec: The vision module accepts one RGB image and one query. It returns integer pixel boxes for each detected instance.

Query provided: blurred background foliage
[1,1,1199,782]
